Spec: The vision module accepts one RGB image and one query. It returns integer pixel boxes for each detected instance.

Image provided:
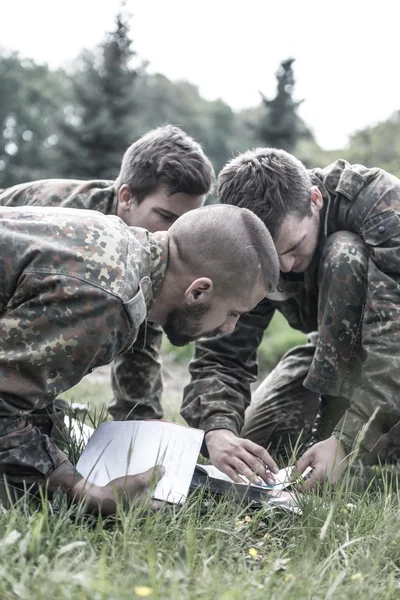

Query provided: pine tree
[56,8,139,180]
[254,58,310,151]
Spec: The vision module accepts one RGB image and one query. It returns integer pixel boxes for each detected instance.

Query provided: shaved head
[168,204,279,296]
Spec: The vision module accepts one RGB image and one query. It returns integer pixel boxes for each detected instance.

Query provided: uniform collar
[148,231,169,302]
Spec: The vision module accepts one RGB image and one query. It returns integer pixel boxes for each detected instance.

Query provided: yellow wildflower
[135,586,153,597]
[244,515,252,523]
[248,547,258,558]
[284,573,295,582]
[351,573,363,582]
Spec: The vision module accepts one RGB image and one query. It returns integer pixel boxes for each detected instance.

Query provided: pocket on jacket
[360,210,400,246]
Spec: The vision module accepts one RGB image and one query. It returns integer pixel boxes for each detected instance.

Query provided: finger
[299,474,316,493]
[238,451,276,486]
[297,450,313,476]
[226,444,268,482]
[242,439,279,474]
[150,499,166,511]
[150,465,166,482]
[133,465,166,490]
[298,459,324,492]
[221,464,247,484]
[231,458,264,486]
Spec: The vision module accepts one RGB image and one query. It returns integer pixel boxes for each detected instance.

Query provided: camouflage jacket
[0,178,117,213]
[0,206,168,491]
[183,160,400,454]
[0,179,164,419]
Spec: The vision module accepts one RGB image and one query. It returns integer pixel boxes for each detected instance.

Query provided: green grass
[3,326,400,599]
[2,460,400,599]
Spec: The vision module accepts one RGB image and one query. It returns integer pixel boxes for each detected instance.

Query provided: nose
[279,255,295,273]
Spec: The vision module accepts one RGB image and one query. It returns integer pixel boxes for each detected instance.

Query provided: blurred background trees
[252,57,311,152]
[1,7,399,191]
[55,10,141,180]
[1,5,399,367]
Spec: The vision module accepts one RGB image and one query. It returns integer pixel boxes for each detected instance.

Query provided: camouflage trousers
[241,231,400,463]
[0,399,70,507]
[108,320,164,421]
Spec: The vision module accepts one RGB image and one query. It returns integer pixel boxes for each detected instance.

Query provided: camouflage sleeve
[109,320,164,420]
[0,275,132,491]
[334,173,400,454]
[0,180,115,214]
[181,298,275,435]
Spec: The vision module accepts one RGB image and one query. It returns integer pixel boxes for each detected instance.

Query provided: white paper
[197,464,312,491]
[76,421,204,504]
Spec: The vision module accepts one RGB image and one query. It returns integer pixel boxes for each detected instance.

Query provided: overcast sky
[1,0,399,150]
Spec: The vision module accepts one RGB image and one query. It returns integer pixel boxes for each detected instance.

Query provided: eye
[229,311,240,319]
[157,211,176,222]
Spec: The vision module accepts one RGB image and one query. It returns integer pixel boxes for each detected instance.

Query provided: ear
[117,184,135,213]
[184,278,213,305]
[311,186,323,211]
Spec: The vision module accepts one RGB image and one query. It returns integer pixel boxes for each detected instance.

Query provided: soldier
[0,125,215,422]
[0,203,279,513]
[183,148,400,491]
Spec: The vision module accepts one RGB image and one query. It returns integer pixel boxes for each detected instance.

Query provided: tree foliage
[253,58,311,152]
[343,111,400,178]
[1,14,400,191]
[55,9,140,180]
[0,49,67,188]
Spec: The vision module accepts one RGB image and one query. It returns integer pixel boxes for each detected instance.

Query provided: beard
[162,303,221,347]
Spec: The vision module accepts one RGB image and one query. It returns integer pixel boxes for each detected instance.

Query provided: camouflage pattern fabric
[240,333,321,458]
[183,160,400,458]
[0,178,117,213]
[0,180,165,422]
[0,206,168,492]
[109,320,164,420]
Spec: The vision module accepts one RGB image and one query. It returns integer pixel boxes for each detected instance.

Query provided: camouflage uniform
[0,180,164,421]
[183,160,400,459]
[0,205,168,495]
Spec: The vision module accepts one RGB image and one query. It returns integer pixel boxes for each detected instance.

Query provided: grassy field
[1,318,400,599]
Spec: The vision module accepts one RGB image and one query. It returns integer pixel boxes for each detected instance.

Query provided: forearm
[183,378,250,435]
[182,300,275,432]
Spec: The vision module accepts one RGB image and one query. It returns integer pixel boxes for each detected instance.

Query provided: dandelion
[248,547,258,559]
[351,573,363,582]
[135,586,153,597]
[284,573,295,582]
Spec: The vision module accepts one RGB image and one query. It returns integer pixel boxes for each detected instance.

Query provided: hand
[205,429,279,486]
[70,465,165,515]
[296,435,348,492]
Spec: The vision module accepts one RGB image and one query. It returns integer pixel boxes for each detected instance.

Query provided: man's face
[274,187,323,273]
[163,284,267,347]
[117,184,205,232]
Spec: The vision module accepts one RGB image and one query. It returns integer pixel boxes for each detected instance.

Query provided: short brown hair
[218,148,312,239]
[169,204,280,295]
[116,125,215,202]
